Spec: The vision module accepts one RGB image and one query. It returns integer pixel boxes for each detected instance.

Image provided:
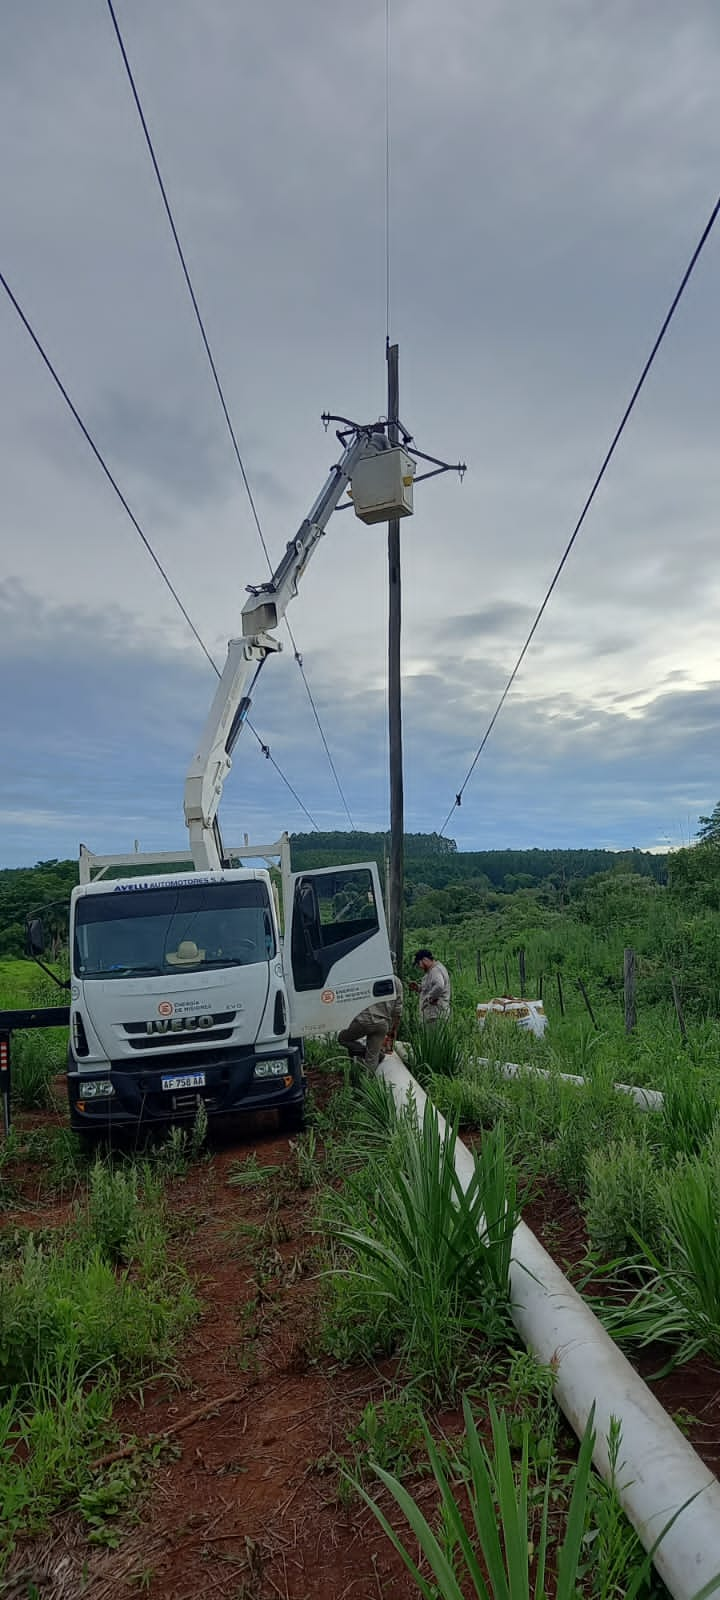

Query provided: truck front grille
[122,1012,236,1049]
[125,1028,234,1050]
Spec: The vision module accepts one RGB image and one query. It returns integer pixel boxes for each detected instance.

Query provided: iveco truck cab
[67,843,393,1134]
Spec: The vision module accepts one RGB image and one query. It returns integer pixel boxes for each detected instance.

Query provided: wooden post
[577,977,597,1029]
[386,342,404,974]
[518,948,526,998]
[671,973,687,1043]
[476,951,482,985]
[557,972,565,1017]
[624,947,637,1034]
[503,958,510,993]
[538,972,544,1001]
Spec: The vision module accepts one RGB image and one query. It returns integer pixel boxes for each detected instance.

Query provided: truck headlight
[254,1059,289,1079]
[80,1079,115,1099]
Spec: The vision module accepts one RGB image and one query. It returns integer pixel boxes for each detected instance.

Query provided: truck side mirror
[27,918,46,957]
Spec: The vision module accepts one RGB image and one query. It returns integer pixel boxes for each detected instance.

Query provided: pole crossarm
[323,415,466,510]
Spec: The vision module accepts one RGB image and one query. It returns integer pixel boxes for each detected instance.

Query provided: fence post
[670,973,687,1043]
[503,959,510,993]
[624,947,637,1034]
[577,977,597,1028]
[538,972,544,1001]
[476,950,482,985]
[557,972,565,1017]
[518,948,526,998]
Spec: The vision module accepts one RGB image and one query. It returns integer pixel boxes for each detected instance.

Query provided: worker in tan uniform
[338,978,403,1073]
[411,948,451,1024]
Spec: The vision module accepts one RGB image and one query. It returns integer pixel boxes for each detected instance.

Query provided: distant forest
[0,834,668,958]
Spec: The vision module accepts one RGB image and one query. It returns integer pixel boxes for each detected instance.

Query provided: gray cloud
[2,0,719,864]
[438,603,535,643]
[1,586,717,865]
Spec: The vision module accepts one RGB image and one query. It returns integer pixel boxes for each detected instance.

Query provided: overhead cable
[385,0,391,343]
[440,190,720,836]
[0,267,318,830]
[104,0,355,830]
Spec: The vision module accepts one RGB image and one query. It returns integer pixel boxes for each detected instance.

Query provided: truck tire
[282,1102,306,1134]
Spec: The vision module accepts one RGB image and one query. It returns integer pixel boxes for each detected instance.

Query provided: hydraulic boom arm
[184,426,386,870]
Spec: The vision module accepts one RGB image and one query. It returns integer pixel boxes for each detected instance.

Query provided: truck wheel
[282,1103,305,1134]
[74,1131,102,1157]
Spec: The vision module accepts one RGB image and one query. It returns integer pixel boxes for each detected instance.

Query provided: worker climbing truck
[29,414,424,1137]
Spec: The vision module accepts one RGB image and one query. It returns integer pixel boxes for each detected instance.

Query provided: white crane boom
[183,425,393,870]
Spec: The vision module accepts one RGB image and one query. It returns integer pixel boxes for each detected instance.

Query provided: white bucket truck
[31,417,415,1137]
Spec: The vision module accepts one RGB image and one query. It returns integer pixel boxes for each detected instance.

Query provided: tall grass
[0,1348,116,1554]
[659,1079,719,1160]
[355,1397,603,1600]
[401,1013,468,1082]
[357,1397,717,1600]
[84,1159,165,1265]
[331,1107,519,1396]
[608,1150,720,1367]
[585,1138,664,1258]
[0,1234,197,1393]
[0,1161,199,1565]
[11,1028,65,1110]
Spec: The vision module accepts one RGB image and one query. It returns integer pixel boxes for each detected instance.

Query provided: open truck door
[284,863,395,1037]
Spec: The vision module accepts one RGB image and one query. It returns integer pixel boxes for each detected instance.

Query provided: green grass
[0,958,66,1008]
[356,1394,714,1600]
[355,1396,603,1600]
[10,1027,66,1110]
[585,1137,664,1258]
[0,1151,199,1567]
[326,1099,519,1399]
[605,1142,720,1368]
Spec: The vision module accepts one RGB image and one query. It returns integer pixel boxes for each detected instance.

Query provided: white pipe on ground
[378,1053,720,1600]
[475,1056,665,1112]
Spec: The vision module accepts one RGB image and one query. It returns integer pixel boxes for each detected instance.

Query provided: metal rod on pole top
[387,341,404,974]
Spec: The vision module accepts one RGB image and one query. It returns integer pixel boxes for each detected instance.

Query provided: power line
[104,0,356,830]
[0,267,319,830]
[439,190,720,837]
[245,722,319,830]
[385,0,391,343]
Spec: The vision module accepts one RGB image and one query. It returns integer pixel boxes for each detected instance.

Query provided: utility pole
[321,362,463,973]
[387,341,404,973]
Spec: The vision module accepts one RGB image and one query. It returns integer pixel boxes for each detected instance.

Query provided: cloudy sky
[2,0,719,870]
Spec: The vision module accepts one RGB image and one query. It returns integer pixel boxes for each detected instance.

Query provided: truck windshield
[73,881,276,979]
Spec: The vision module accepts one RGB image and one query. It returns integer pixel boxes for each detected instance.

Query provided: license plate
[161,1072,206,1092]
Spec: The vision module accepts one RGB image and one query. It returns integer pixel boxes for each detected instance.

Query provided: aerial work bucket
[351,446,415,524]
